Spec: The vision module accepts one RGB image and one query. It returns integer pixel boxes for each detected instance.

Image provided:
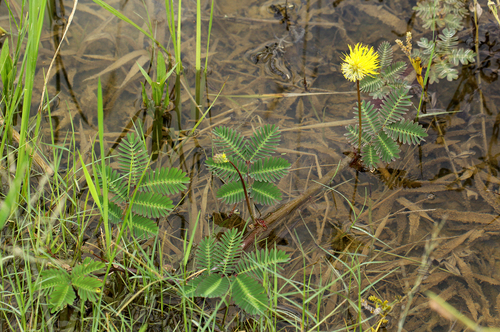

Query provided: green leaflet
[191,229,289,316]
[40,257,105,313]
[96,132,189,239]
[217,181,246,205]
[251,181,282,206]
[208,125,288,207]
[346,64,427,169]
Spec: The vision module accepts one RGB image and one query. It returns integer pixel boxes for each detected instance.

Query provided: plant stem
[227,160,256,225]
[356,79,362,153]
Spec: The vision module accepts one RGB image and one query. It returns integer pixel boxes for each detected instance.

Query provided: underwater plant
[206,124,291,225]
[413,0,468,31]
[186,228,290,315]
[411,28,475,84]
[98,132,190,238]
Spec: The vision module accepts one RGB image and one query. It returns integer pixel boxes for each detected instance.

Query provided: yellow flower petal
[341,43,380,82]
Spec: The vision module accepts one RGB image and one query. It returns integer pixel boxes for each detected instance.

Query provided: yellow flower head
[213,153,228,164]
[341,43,380,82]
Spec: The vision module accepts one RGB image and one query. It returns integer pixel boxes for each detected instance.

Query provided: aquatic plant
[341,43,380,152]
[98,132,190,238]
[412,28,475,84]
[344,41,428,169]
[345,86,428,169]
[39,258,105,313]
[413,0,468,31]
[206,125,290,224]
[186,228,290,315]
[137,51,177,111]
[360,41,408,99]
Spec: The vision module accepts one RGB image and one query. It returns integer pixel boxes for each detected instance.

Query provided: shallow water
[2,0,500,330]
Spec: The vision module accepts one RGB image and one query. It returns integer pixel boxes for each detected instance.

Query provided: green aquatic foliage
[99,132,190,238]
[187,228,290,315]
[413,28,475,84]
[414,0,468,31]
[137,51,177,110]
[360,41,408,99]
[206,124,290,206]
[345,87,428,169]
[39,258,105,313]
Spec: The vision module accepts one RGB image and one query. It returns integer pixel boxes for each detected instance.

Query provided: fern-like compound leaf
[251,181,282,206]
[345,124,372,150]
[131,192,173,219]
[99,166,127,203]
[40,269,71,291]
[184,275,204,297]
[357,101,381,137]
[194,274,230,298]
[205,158,248,182]
[361,145,380,170]
[377,41,393,69]
[216,181,246,205]
[382,61,407,82]
[48,282,76,313]
[196,236,217,273]
[214,228,243,276]
[212,126,247,162]
[360,75,383,93]
[72,275,103,303]
[437,28,458,52]
[106,200,123,224]
[379,87,412,127]
[130,214,159,238]
[373,131,400,163]
[232,274,268,315]
[384,119,428,145]
[245,124,281,162]
[449,48,475,66]
[249,157,290,182]
[117,132,149,186]
[236,248,289,279]
[72,257,105,279]
[138,167,189,195]
[435,61,458,81]
[416,37,435,55]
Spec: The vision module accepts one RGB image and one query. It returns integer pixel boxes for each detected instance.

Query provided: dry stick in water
[242,153,354,251]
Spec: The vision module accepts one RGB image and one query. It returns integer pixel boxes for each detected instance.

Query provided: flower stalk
[356,80,362,152]
[213,153,256,225]
[341,43,380,153]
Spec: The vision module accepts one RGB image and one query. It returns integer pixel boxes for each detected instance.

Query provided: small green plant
[340,43,380,152]
[360,41,408,99]
[413,0,468,31]
[346,42,428,169]
[186,228,290,315]
[99,132,190,238]
[412,28,475,84]
[206,124,290,222]
[345,89,428,169]
[136,51,177,112]
[39,258,105,313]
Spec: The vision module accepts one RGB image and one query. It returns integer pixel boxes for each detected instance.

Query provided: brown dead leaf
[356,3,406,33]
[83,49,150,82]
[397,197,434,223]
